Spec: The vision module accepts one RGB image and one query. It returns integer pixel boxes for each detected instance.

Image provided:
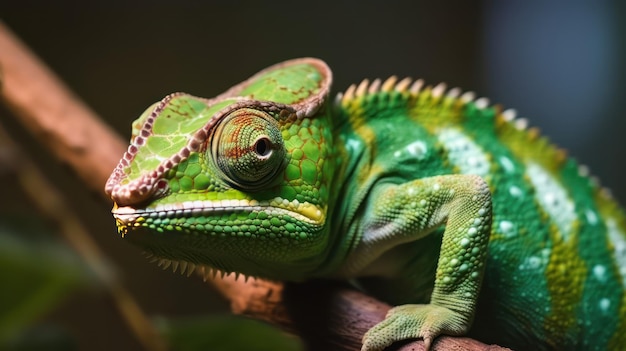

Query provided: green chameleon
[105,58,626,350]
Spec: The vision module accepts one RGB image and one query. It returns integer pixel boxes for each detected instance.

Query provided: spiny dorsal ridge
[409,79,424,94]
[460,91,476,103]
[344,83,356,101]
[356,79,369,97]
[369,78,382,93]
[432,82,447,99]
[474,97,490,110]
[514,118,529,130]
[340,77,474,106]
[578,164,590,177]
[395,77,413,92]
[337,77,520,117]
[502,109,517,121]
[381,76,398,92]
[446,87,461,99]
[590,176,601,188]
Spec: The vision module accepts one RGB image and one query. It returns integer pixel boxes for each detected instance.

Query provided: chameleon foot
[361,304,469,351]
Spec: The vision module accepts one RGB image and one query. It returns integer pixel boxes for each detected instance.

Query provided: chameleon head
[104,58,337,280]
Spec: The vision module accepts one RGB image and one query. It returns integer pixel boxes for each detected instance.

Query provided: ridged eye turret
[211,108,286,190]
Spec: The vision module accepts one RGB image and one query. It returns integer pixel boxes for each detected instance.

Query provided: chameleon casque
[105,58,626,350]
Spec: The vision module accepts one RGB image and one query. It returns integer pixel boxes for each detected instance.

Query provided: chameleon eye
[254,137,272,158]
[211,108,286,190]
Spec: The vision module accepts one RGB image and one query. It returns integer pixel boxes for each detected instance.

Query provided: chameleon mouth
[112,198,326,228]
[112,197,329,281]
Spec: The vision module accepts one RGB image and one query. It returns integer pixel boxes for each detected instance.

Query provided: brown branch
[0,22,510,351]
[0,22,165,351]
[214,277,510,351]
[0,22,125,192]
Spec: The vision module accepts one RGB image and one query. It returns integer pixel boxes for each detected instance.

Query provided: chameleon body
[105,58,626,350]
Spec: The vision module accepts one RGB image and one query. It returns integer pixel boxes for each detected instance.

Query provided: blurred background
[1,1,625,350]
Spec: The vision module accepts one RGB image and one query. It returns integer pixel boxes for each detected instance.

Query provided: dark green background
[1,1,625,349]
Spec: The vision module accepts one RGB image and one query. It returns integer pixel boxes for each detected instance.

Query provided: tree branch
[0,22,125,192]
[0,22,510,351]
[214,277,509,351]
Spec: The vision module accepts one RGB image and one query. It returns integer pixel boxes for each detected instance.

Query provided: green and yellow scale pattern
[105,58,626,350]
[335,78,626,349]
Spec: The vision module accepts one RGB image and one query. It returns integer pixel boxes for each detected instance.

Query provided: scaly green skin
[105,58,626,351]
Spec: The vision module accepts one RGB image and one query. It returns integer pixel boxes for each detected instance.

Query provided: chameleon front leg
[358,174,492,351]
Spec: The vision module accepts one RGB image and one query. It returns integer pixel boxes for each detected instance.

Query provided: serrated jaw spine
[147,253,254,282]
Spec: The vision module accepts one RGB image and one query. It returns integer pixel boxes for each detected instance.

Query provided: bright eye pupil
[255,138,271,156]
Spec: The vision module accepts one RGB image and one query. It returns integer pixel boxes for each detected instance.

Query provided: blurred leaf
[156,315,303,351]
[3,324,77,351]
[0,218,95,345]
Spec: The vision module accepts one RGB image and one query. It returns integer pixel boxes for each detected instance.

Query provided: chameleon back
[334,78,626,350]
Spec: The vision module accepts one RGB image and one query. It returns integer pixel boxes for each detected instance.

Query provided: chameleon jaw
[112,197,329,281]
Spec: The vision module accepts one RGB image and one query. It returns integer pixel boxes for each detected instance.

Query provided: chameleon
[105,58,626,350]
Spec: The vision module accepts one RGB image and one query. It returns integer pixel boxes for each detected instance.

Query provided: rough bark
[214,276,510,351]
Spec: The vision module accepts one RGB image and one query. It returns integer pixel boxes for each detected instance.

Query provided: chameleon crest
[107,58,626,351]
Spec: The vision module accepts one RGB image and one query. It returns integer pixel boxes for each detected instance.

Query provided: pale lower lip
[111,205,140,224]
